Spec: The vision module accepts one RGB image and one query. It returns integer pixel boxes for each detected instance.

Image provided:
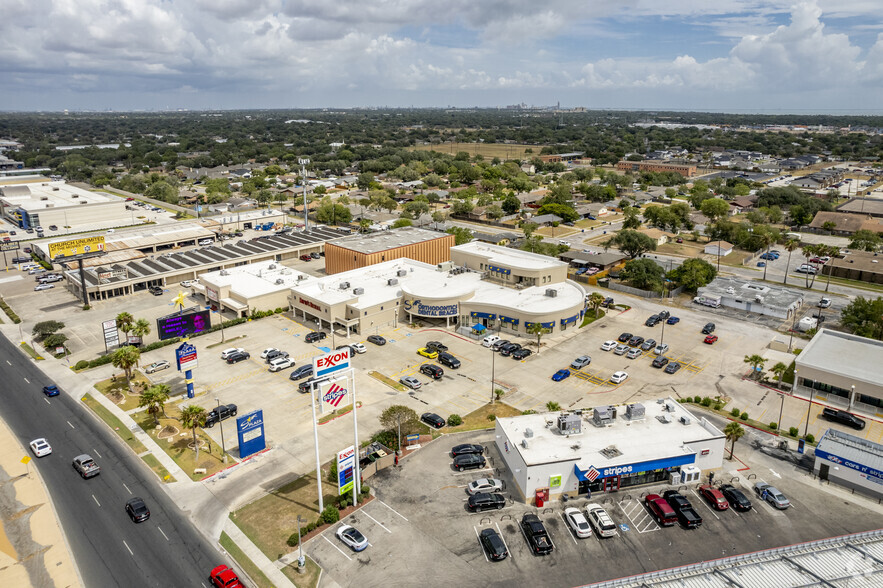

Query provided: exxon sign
[312,348,350,379]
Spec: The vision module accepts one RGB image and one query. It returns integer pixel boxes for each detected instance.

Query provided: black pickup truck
[204,403,238,428]
[663,490,702,529]
[521,514,554,555]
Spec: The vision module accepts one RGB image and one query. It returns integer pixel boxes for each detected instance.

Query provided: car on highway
[610,371,628,384]
[664,362,682,374]
[220,348,245,360]
[552,369,571,382]
[585,504,617,538]
[479,528,508,561]
[640,338,657,351]
[226,351,250,363]
[453,454,486,472]
[467,478,503,495]
[645,494,677,526]
[651,356,669,368]
[451,443,484,457]
[666,316,680,325]
[698,485,729,510]
[419,364,444,379]
[421,413,445,429]
[754,482,790,509]
[600,340,617,351]
[467,492,506,512]
[511,348,532,360]
[822,407,866,430]
[438,352,461,368]
[336,524,369,552]
[654,343,669,355]
[34,283,54,291]
[289,364,314,381]
[417,347,438,359]
[304,331,326,343]
[144,360,171,374]
[29,438,52,457]
[570,356,591,369]
[204,404,237,428]
[702,322,716,334]
[626,347,642,359]
[703,335,718,345]
[209,564,244,588]
[564,507,592,538]
[366,335,386,346]
[614,344,629,355]
[72,454,100,478]
[400,376,422,390]
[350,342,367,354]
[617,332,633,343]
[43,384,60,397]
[125,497,151,523]
[720,484,752,511]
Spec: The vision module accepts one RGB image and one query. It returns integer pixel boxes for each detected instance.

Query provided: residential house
[528,214,563,226]
[808,211,880,236]
[574,203,608,218]
[636,227,675,246]
[704,241,734,256]
[472,231,520,246]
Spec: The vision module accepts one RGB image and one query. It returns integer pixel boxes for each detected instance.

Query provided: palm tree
[546,401,561,412]
[770,362,788,389]
[111,345,141,391]
[180,405,207,463]
[587,292,605,318]
[757,233,774,281]
[724,421,745,460]
[139,384,170,426]
[132,318,151,344]
[743,354,766,379]
[783,239,799,284]
[526,323,551,355]
[800,244,821,288]
[116,312,134,338]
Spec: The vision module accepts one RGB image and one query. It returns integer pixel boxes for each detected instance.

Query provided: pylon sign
[313,348,350,379]
[321,380,348,409]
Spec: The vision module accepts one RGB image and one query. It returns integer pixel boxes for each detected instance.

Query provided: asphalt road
[0,335,224,588]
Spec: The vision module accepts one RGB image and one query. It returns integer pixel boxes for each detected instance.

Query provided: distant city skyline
[1,1,882,114]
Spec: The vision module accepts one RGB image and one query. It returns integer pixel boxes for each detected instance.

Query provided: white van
[482,334,500,348]
[198,239,213,246]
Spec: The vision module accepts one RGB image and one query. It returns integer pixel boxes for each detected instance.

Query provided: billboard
[48,236,105,259]
[0,241,20,252]
[101,319,120,350]
[312,348,350,379]
[236,410,266,459]
[156,309,211,340]
[337,445,355,495]
[175,342,198,371]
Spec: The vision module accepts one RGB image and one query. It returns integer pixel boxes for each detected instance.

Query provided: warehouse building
[0,180,128,230]
[324,227,454,274]
[814,429,883,500]
[822,250,883,285]
[495,399,725,504]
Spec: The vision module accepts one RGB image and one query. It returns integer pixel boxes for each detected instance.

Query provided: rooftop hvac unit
[625,403,645,420]
[397,269,407,277]
[545,289,558,297]
[664,400,677,412]
[656,414,672,424]
[524,428,534,438]
[521,439,529,449]
[755,295,764,303]
[680,416,691,425]
[339,281,350,289]
[275,279,284,285]
[269,264,276,269]
[220,270,229,276]
[592,405,617,426]
[669,472,681,485]
[353,287,364,295]
[387,278,398,286]
[437,261,454,271]
[297,274,306,280]
[557,413,582,435]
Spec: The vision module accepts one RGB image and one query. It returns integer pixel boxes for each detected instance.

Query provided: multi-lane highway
[0,335,224,587]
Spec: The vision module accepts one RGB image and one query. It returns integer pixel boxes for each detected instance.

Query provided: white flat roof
[0,180,113,209]
[497,399,723,469]
[468,280,584,314]
[201,260,314,299]
[453,241,568,271]
[796,328,883,387]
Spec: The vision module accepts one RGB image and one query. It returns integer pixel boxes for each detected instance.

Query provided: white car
[268,357,296,372]
[260,347,279,359]
[220,348,245,360]
[350,342,367,354]
[586,504,617,538]
[467,478,504,495]
[564,507,592,539]
[654,343,669,355]
[818,297,831,308]
[336,524,368,552]
[180,280,193,287]
[600,340,617,351]
[145,360,170,374]
[29,438,52,457]
[34,283,54,291]
[626,347,642,359]
[610,371,629,384]
[399,376,421,390]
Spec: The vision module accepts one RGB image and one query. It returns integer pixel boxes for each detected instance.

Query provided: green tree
[526,323,551,355]
[770,362,788,389]
[391,218,413,229]
[535,203,579,223]
[379,405,420,451]
[587,292,605,318]
[132,318,151,342]
[501,193,521,215]
[700,198,730,223]
[743,354,766,379]
[620,258,666,291]
[667,258,716,292]
[604,229,657,259]
[546,401,561,412]
[840,296,883,340]
[521,221,538,240]
[357,172,374,190]
[724,421,745,460]
[111,345,141,392]
[821,221,837,233]
[358,218,372,233]
[43,333,68,350]
[139,384,170,426]
[621,208,641,229]
[849,229,882,252]
[115,312,134,336]
[315,201,352,225]
[789,204,811,226]
[783,239,800,285]
[32,320,65,339]
[446,226,473,245]
[180,405,207,463]
[485,204,504,220]
[402,201,430,219]
[451,199,474,215]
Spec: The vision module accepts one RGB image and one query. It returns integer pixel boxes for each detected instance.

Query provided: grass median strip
[141,453,176,483]
[368,371,407,392]
[219,531,276,588]
[20,342,45,360]
[82,393,148,454]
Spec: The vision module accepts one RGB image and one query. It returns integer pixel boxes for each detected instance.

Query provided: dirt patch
[156,425,178,439]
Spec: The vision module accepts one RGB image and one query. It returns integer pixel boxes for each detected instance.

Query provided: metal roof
[817,428,883,474]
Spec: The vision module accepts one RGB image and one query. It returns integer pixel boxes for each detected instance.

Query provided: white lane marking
[158,527,169,541]
[67,421,74,429]
[123,483,132,495]
[474,526,489,562]
[44,398,50,405]
[770,469,781,478]
[362,511,391,533]
[24,377,30,384]
[494,522,513,562]
[92,495,101,507]
[560,513,579,544]
[322,535,352,561]
[123,540,133,556]
[690,490,721,521]
[6,360,10,365]
[376,499,408,521]
[93,449,102,458]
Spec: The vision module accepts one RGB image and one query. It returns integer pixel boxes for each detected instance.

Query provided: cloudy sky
[2,0,882,113]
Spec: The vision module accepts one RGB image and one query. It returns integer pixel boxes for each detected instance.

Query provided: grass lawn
[279,555,321,587]
[231,472,341,562]
[368,371,407,392]
[580,310,606,327]
[20,342,44,360]
[444,402,521,433]
[141,453,176,483]
[132,405,229,481]
[218,531,277,588]
[94,372,152,411]
[82,394,148,454]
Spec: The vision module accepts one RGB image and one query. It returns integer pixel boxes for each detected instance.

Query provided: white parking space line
[362,511,390,533]
[474,526,489,562]
[559,513,579,544]
[322,535,352,561]
[123,540,133,556]
[158,527,169,541]
[92,494,101,507]
[619,499,659,533]
[452,467,494,476]
[690,490,721,521]
[376,499,408,522]
[123,483,132,494]
[494,522,513,562]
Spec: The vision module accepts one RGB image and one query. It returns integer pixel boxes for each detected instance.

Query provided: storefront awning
[575,453,696,480]
[471,311,497,320]
[561,314,579,326]
[471,323,486,332]
[525,321,555,329]
[499,316,520,326]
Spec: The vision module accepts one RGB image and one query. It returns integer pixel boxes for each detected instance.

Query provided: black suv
[702,323,715,334]
[438,352,460,369]
[645,315,660,327]
[618,332,632,343]
[289,364,314,381]
[420,364,444,379]
[467,492,506,512]
[499,343,522,357]
[453,454,486,472]
[491,339,510,351]
[479,528,508,561]
[720,484,752,511]
[148,285,163,296]
[426,341,448,353]
[421,413,445,429]
[512,348,532,360]
[305,331,326,343]
[658,310,671,319]
[628,336,644,347]
[226,351,250,364]
[205,403,237,427]
[298,377,325,393]
[822,407,866,430]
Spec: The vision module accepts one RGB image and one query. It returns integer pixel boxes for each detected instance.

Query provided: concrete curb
[222,518,295,588]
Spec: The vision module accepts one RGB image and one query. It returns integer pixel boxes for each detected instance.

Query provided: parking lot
[307,430,883,587]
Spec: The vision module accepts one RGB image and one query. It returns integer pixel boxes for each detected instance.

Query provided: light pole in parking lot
[490,346,496,405]
[777,392,785,433]
[216,398,227,463]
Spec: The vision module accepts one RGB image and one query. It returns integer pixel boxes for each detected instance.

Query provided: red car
[645,494,677,526]
[704,335,718,344]
[299,255,312,262]
[209,565,244,588]
[698,485,729,511]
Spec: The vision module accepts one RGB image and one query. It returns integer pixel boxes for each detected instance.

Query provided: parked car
[479,528,508,561]
[491,339,510,351]
[626,347,642,359]
[564,507,592,539]
[645,494,677,526]
[654,343,669,355]
[628,336,644,347]
[366,334,386,346]
[421,412,445,429]
[260,347,280,359]
[570,356,591,369]
[148,285,164,296]
[298,377,325,393]
[702,323,716,334]
[417,347,438,359]
[467,492,506,512]
[664,362,682,374]
[350,343,367,354]
[666,316,680,325]
[34,283,54,291]
[289,364,314,381]
[613,344,629,355]
[520,514,553,555]
[663,490,702,529]
[125,497,151,523]
[720,484,753,512]
[145,360,170,374]
[209,564,244,588]
[299,255,312,262]
[336,524,369,552]
[226,351,250,363]
[610,371,628,384]
[822,407,866,430]
[698,485,729,510]
[645,315,660,327]
[703,335,718,345]
[652,356,669,368]
[467,478,503,495]
[305,331,326,343]
[818,297,832,308]
[419,364,444,379]
[438,352,461,369]
[265,349,289,363]
[29,438,52,457]
[657,310,670,319]
[754,482,790,509]
[552,369,571,382]
[453,454,486,472]
[796,265,818,274]
[617,332,633,343]
[426,341,448,353]
[498,343,522,357]
[310,251,321,259]
[204,404,237,427]
[640,338,657,351]
[481,335,500,348]
[511,348,532,360]
[600,340,617,351]
[601,297,615,308]
[451,443,484,457]
[269,357,296,372]
[400,376,422,390]
[220,347,245,360]
[585,504,617,538]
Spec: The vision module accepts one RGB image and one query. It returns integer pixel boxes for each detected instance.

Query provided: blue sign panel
[561,314,578,326]
[236,410,266,459]
[487,264,511,275]
[576,453,696,480]
[471,312,497,320]
[816,448,883,482]
[175,342,198,371]
[525,321,555,329]
[499,316,520,326]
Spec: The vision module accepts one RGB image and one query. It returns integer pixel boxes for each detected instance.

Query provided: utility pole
[216,398,227,463]
[299,158,310,231]
[490,347,496,405]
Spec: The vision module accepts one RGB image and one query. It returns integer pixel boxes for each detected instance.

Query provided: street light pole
[777,393,785,433]
[216,398,227,463]
[490,347,495,405]
[299,158,310,231]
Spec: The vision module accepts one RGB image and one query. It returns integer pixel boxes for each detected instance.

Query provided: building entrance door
[819,463,829,481]
[604,476,620,492]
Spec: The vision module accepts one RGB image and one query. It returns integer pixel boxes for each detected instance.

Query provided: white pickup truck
[72,454,100,479]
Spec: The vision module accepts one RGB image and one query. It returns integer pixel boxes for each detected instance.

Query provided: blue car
[666,316,680,325]
[43,385,60,397]
[552,369,571,382]
[757,262,766,267]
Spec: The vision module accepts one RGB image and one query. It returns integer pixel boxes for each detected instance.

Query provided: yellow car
[417,347,438,359]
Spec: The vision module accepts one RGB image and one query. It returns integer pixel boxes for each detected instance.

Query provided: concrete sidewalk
[222,518,296,588]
